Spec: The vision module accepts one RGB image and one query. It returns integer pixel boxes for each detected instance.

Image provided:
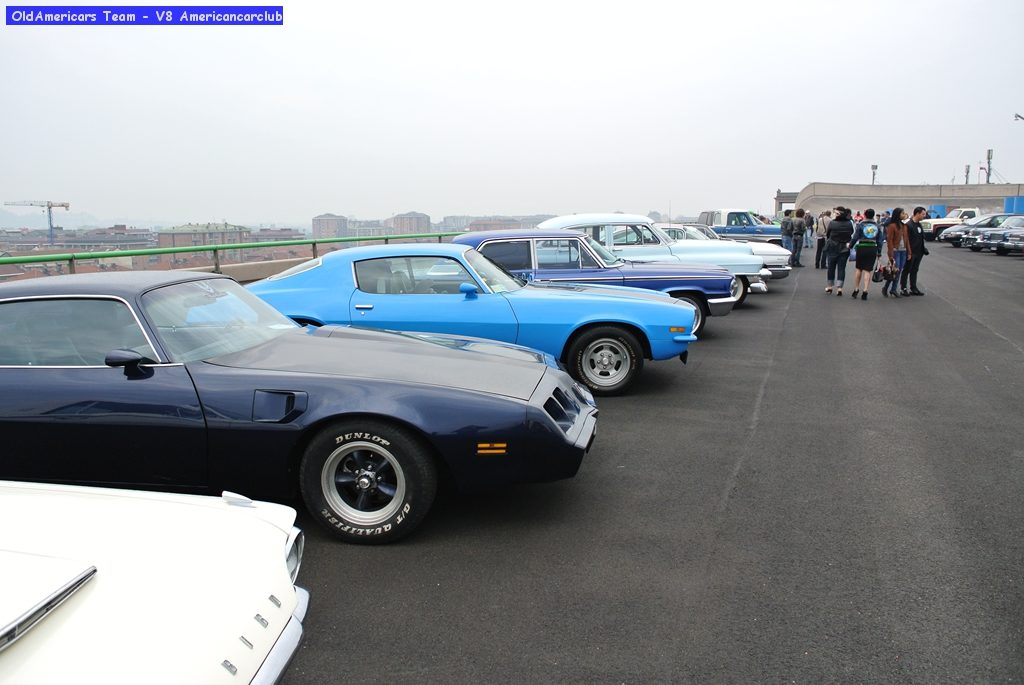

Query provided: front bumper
[767,265,792,279]
[749,280,768,294]
[707,294,738,317]
[999,241,1023,253]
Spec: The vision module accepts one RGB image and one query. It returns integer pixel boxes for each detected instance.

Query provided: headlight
[285,526,304,583]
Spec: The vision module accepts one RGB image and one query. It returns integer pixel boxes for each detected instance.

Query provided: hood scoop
[0,551,97,653]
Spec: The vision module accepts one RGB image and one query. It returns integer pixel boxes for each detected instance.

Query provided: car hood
[207,325,550,401]
[0,481,300,685]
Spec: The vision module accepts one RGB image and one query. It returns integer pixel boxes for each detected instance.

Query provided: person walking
[848,208,882,300]
[803,210,814,248]
[790,208,806,266]
[814,210,831,268]
[883,207,912,297]
[780,209,794,255]
[901,206,929,295]
[825,206,854,295]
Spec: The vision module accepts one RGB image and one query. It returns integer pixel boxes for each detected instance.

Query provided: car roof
[537,213,652,229]
[319,242,472,263]
[453,228,587,244]
[0,270,228,299]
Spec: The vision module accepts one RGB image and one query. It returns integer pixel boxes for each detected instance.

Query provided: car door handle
[354,304,374,310]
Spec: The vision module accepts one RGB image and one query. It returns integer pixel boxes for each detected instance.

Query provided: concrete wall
[794,182,1024,216]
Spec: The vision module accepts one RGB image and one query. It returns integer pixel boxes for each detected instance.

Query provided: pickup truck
[695,209,783,244]
[922,207,980,241]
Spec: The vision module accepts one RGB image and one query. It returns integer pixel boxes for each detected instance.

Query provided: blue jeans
[790,239,803,265]
[782,235,793,253]
[887,250,907,292]
[804,229,813,248]
[826,250,848,287]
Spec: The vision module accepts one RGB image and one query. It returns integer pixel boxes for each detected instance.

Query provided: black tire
[300,419,437,544]
[566,326,644,397]
[996,247,1007,256]
[292,317,322,327]
[670,292,707,337]
[735,277,750,306]
[969,245,982,252]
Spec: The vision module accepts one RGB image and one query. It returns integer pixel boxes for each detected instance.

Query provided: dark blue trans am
[0,271,598,544]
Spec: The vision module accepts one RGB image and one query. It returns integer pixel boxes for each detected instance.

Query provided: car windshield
[1002,217,1024,228]
[964,215,993,226]
[945,210,962,218]
[463,249,525,293]
[142,278,298,362]
[582,235,623,265]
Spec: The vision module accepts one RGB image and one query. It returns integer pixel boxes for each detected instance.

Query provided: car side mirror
[459,282,479,299]
[105,348,145,368]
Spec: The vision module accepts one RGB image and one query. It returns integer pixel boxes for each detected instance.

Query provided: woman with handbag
[883,208,912,298]
[848,209,883,300]
[824,207,854,295]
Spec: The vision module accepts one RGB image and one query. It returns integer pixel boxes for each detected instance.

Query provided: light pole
[871,165,877,185]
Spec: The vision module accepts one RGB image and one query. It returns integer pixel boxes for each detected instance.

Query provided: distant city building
[155,222,251,268]
[312,213,349,239]
[465,217,522,232]
[440,215,474,230]
[517,215,556,230]
[384,212,431,234]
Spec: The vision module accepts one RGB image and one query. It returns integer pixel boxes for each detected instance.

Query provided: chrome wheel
[580,337,631,388]
[321,441,406,527]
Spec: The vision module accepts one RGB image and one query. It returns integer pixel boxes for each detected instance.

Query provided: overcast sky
[2,0,1022,226]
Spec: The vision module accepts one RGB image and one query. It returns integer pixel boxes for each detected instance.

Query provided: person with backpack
[883,207,912,298]
[824,207,854,295]
[790,208,806,266]
[848,208,883,300]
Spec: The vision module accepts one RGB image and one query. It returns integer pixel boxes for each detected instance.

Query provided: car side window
[712,212,721,225]
[0,298,154,367]
[354,257,473,295]
[479,241,532,271]
[727,212,752,227]
[536,239,585,269]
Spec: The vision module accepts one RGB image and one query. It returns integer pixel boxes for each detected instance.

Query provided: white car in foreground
[0,481,308,685]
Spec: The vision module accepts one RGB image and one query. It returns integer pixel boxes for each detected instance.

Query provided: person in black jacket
[901,206,929,295]
[824,207,854,295]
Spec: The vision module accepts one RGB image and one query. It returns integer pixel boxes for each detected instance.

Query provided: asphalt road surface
[284,243,1024,684]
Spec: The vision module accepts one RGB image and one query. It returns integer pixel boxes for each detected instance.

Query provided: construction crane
[3,200,70,245]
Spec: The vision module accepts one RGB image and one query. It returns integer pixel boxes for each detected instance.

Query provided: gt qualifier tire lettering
[302,421,436,544]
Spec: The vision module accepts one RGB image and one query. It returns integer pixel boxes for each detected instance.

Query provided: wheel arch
[560,321,651,362]
[666,289,709,312]
[288,412,456,494]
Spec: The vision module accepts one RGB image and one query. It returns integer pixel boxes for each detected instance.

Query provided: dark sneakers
[911,290,924,296]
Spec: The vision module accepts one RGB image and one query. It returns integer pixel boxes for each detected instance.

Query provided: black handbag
[872,268,884,283]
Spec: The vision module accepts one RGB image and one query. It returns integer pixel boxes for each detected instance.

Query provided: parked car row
[0,207,803,680]
[938,214,1024,252]
[0,212,792,570]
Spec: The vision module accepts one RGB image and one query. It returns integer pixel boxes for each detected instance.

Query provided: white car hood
[0,482,300,685]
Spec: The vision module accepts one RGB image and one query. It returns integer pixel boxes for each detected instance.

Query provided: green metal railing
[0,231,466,274]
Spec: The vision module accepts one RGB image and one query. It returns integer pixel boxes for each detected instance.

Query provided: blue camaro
[451,228,739,337]
[248,243,698,396]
